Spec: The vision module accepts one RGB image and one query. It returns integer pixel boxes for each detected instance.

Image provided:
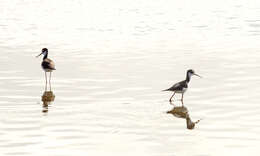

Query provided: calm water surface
[1,0,260,155]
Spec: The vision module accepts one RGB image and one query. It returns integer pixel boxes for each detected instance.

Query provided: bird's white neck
[43,51,48,60]
[186,72,193,83]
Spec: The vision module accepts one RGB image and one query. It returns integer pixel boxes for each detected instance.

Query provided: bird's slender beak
[193,73,202,78]
[36,52,42,58]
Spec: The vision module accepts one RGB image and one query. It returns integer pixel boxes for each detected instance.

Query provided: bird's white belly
[42,68,53,72]
[175,87,187,93]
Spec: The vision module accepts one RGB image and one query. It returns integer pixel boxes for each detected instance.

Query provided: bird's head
[36,48,48,58]
[187,69,202,78]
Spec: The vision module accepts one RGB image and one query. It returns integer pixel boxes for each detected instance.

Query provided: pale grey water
[1,0,260,155]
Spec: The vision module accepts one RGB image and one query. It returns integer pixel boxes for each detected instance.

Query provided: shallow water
[1,0,260,155]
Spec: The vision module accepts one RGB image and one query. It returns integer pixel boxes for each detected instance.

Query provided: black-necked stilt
[36,48,56,91]
[163,69,201,105]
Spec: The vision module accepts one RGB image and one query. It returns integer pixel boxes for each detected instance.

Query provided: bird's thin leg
[169,101,175,106]
[169,92,175,102]
[181,93,184,106]
[49,72,52,91]
[45,72,47,91]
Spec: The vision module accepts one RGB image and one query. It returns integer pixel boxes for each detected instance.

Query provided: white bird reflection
[41,91,55,113]
[167,105,201,130]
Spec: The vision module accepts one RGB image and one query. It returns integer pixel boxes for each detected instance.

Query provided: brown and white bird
[36,48,56,91]
[163,69,201,105]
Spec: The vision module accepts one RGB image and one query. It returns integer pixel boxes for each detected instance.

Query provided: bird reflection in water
[41,91,55,113]
[167,105,201,130]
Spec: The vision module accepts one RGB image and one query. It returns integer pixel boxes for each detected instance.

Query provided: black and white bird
[163,69,201,105]
[36,48,56,91]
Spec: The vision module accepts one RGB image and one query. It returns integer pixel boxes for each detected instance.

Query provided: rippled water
[1,0,260,155]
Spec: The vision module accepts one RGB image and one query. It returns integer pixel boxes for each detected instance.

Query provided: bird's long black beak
[36,52,42,58]
[193,73,202,78]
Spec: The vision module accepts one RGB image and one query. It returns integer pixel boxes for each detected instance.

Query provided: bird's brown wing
[42,58,56,70]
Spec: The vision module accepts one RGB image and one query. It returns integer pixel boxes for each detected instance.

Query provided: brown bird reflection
[167,106,201,130]
[41,91,55,113]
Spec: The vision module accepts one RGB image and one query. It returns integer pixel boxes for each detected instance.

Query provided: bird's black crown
[187,69,195,74]
[42,48,48,52]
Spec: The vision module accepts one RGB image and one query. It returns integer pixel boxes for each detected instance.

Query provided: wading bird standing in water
[36,48,56,91]
[163,69,201,105]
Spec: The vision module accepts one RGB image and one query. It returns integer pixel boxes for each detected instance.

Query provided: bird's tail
[162,88,169,91]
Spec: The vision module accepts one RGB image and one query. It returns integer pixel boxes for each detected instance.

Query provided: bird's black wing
[163,80,187,91]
